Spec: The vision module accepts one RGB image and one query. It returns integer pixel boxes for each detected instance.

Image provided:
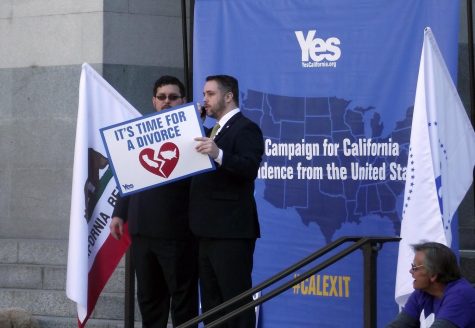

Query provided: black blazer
[189,112,264,239]
[113,178,192,240]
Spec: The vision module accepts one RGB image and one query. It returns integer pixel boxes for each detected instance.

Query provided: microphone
[197,102,207,120]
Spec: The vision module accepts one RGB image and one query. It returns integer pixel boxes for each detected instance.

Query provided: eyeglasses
[155,94,181,101]
[410,263,424,272]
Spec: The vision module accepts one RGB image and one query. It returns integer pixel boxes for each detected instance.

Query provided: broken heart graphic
[138,142,179,178]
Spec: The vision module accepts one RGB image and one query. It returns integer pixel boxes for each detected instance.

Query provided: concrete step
[34,315,145,328]
[0,263,126,293]
[0,238,125,267]
[0,238,70,266]
[0,288,140,321]
[460,250,475,284]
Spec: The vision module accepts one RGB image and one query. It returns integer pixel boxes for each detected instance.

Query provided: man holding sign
[110,76,198,328]
[191,75,264,327]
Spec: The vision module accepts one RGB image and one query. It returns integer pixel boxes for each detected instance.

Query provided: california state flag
[66,63,140,327]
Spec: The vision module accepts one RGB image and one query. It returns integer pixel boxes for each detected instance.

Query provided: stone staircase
[0,237,473,327]
[0,238,143,327]
[461,250,475,285]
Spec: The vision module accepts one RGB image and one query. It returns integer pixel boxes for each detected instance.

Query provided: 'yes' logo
[295,30,341,65]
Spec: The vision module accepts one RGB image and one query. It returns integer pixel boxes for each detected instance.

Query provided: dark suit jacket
[113,178,192,240]
[189,112,264,239]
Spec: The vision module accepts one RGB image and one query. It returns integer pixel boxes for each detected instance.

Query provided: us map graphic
[242,90,412,242]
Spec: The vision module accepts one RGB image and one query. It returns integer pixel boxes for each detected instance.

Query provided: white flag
[66,63,140,327]
[395,28,475,307]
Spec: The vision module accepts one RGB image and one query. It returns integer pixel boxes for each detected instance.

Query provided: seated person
[386,242,475,328]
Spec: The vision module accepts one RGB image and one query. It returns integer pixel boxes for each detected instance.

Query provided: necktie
[210,123,221,139]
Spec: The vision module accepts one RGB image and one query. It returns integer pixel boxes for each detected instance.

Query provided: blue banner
[193,1,460,326]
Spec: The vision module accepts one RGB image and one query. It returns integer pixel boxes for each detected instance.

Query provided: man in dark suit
[109,76,198,328]
[192,75,264,327]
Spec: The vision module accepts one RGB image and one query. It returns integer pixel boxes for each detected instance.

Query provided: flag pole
[124,249,135,328]
[181,0,191,99]
[467,0,475,208]
[468,0,475,124]
[190,0,195,101]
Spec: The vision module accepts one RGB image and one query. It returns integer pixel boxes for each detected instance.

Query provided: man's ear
[224,91,233,104]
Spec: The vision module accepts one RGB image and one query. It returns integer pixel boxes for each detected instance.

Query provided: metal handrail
[177,236,400,328]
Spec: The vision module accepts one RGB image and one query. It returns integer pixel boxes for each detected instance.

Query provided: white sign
[101,103,215,196]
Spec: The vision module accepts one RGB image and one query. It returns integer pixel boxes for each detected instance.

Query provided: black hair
[205,75,239,106]
[153,75,186,98]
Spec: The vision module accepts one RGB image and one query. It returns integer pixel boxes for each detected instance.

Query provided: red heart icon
[138,142,180,178]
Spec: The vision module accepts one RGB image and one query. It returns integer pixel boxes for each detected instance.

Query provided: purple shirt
[403,278,475,327]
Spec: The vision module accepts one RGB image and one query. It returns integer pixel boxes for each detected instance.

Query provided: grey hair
[412,241,461,284]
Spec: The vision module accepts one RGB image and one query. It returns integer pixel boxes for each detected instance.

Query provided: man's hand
[110,216,124,240]
[194,137,219,159]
